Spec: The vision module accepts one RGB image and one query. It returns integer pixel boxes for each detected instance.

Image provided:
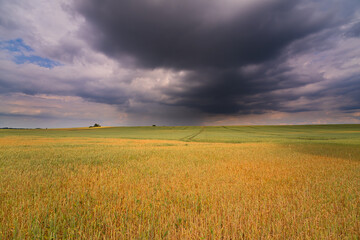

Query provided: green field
[2,124,360,143]
[1,125,359,239]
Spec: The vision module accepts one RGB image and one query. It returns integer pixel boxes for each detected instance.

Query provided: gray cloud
[76,0,334,69]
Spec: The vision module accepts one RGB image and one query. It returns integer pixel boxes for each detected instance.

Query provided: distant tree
[90,123,101,128]
[152,124,156,127]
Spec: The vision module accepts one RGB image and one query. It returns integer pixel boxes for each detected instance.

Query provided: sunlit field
[1,125,359,239]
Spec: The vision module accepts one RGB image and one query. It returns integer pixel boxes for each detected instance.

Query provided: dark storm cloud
[160,62,301,114]
[73,0,360,115]
[76,0,334,69]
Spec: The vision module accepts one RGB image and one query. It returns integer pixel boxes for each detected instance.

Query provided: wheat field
[1,125,359,239]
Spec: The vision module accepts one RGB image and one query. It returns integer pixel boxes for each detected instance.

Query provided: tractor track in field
[180,127,204,141]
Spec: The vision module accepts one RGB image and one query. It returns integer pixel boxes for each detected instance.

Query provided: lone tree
[90,123,101,128]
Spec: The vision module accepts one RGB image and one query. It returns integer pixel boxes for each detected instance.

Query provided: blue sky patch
[0,38,61,69]
[0,38,34,52]
[14,55,62,68]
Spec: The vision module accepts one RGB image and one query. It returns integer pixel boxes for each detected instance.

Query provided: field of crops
[1,125,359,239]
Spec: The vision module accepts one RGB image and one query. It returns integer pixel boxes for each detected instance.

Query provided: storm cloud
[76,0,334,69]
[74,0,360,115]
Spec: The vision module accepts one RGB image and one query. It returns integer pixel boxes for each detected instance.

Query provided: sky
[0,0,360,128]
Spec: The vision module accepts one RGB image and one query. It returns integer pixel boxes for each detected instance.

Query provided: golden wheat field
[0,125,360,239]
